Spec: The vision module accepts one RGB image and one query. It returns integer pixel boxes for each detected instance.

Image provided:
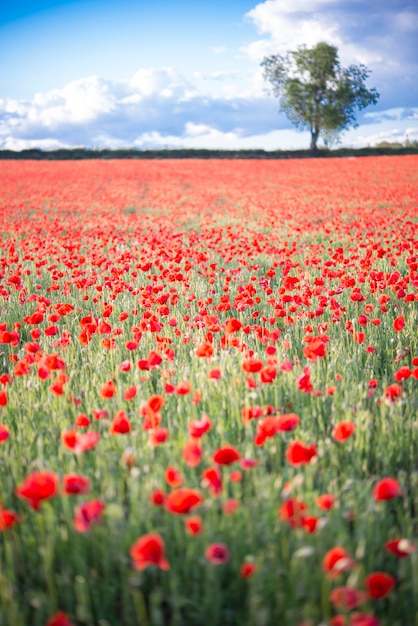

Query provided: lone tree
[261,42,380,154]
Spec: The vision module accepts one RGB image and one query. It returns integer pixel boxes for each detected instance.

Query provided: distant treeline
[0,146,417,160]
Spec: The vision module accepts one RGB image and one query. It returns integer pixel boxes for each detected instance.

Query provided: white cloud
[212,46,227,54]
[133,126,243,150]
[184,122,214,137]
[191,69,267,100]
[363,107,418,124]
[394,10,418,32]
[0,67,282,150]
[347,126,418,148]
[244,0,342,61]
[1,137,71,151]
[32,77,115,126]
[129,68,187,99]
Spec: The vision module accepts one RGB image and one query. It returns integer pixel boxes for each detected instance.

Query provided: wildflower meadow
[0,156,417,626]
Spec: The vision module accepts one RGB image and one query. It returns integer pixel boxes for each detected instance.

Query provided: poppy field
[0,156,417,626]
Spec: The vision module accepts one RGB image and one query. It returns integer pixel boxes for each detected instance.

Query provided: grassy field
[0,156,417,626]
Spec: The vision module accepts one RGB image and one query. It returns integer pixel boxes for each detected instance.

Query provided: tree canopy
[261,42,380,154]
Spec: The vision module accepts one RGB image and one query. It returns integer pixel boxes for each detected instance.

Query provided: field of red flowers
[0,156,417,626]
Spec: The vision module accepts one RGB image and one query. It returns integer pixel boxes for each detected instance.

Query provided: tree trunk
[310,128,320,156]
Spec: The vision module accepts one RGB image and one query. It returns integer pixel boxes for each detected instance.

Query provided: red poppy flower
[225,318,242,334]
[45,325,59,336]
[149,489,165,506]
[286,440,317,466]
[174,380,191,395]
[322,546,355,579]
[202,467,222,495]
[241,405,263,424]
[74,499,105,533]
[195,341,214,357]
[192,391,201,406]
[130,532,170,571]
[149,427,169,447]
[46,612,75,626]
[165,488,203,514]
[317,494,335,510]
[15,470,59,510]
[353,331,365,344]
[146,394,165,412]
[373,477,403,501]
[0,424,10,443]
[276,413,300,431]
[119,359,131,372]
[142,409,162,430]
[100,380,117,399]
[109,410,131,434]
[63,473,90,495]
[329,586,368,611]
[188,414,212,438]
[384,538,415,558]
[74,431,100,454]
[147,350,162,367]
[254,417,279,446]
[223,498,239,515]
[394,366,411,382]
[303,338,327,361]
[365,572,396,599]
[393,315,405,332]
[164,466,183,487]
[229,470,242,482]
[50,373,68,396]
[75,413,90,428]
[205,542,229,565]
[185,515,203,536]
[296,367,313,393]
[240,562,257,578]
[123,385,137,401]
[280,359,294,372]
[332,421,355,442]
[213,445,240,465]
[61,429,78,450]
[241,458,259,470]
[98,320,112,335]
[24,312,44,325]
[303,515,319,533]
[208,367,222,380]
[349,613,380,626]
[242,357,263,373]
[182,439,202,467]
[246,376,257,389]
[279,498,307,528]
[0,390,7,406]
[384,383,402,402]
[0,508,20,531]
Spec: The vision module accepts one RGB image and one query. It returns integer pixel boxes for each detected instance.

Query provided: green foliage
[2,144,418,161]
[261,42,380,153]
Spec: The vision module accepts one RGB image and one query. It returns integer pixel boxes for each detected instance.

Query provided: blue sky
[1,0,417,150]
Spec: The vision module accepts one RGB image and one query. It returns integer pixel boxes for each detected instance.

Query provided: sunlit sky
[1,0,417,151]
